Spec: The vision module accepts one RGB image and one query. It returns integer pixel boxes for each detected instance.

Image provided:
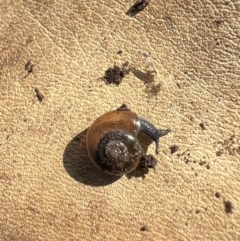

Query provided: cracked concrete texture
[0,0,239,240]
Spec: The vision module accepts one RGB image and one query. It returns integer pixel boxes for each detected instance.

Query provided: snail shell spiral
[97,130,143,175]
[86,109,143,176]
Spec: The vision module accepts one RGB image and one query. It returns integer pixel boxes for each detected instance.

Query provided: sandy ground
[0,0,239,240]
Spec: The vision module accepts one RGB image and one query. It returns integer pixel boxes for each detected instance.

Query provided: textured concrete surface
[0,0,239,240]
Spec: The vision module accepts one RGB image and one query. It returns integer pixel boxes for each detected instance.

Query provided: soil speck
[140,225,149,232]
[224,200,234,214]
[34,88,44,102]
[169,144,179,154]
[215,192,221,198]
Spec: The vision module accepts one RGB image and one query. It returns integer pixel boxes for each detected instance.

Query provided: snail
[86,104,171,176]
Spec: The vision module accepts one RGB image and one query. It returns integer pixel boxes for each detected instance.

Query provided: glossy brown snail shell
[86,104,171,176]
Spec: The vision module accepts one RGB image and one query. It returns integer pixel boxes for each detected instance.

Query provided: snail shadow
[63,129,120,186]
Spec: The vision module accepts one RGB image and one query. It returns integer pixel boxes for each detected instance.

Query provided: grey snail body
[86,104,171,176]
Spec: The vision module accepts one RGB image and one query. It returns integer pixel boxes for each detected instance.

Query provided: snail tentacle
[139,118,171,154]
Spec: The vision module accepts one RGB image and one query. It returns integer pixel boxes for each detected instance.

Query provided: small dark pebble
[24,60,34,78]
[117,50,123,54]
[140,225,149,232]
[103,65,124,85]
[116,104,131,111]
[140,154,157,170]
[199,161,206,166]
[224,200,234,214]
[132,0,150,12]
[169,145,179,154]
[199,123,206,130]
[215,192,221,198]
[126,0,150,16]
[195,209,201,214]
[185,159,190,164]
[206,164,210,169]
[25,61,33,73]
[34,88,44,102]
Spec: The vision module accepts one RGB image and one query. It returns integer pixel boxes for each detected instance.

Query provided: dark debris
[24,60,34,78]
[34,88,44,102]
[140,225,149,232]
[140,154,157,170]
[102,65,124,85]
[169,145,179,154]
[199,123,206,130]
[116,104,131,111]
[126,0,151,17]
[224,200,234,214]
[215,192,221,198]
